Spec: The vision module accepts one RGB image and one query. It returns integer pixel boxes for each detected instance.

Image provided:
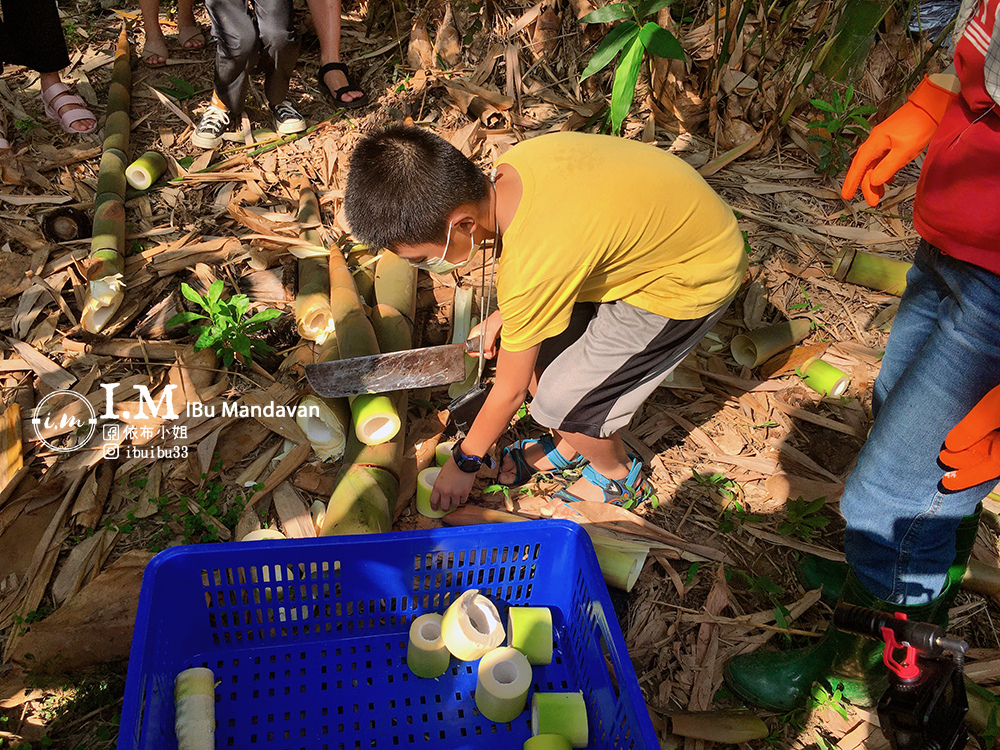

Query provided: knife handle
[464,336,484,354]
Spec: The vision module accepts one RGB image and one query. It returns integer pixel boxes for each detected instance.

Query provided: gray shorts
[531,300,729,438]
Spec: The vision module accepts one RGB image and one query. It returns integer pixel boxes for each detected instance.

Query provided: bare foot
[323,66,363,104]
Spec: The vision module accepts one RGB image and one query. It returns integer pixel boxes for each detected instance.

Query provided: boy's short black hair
[344,125,489,250]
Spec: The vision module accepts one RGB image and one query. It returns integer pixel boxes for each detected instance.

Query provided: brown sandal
[141,36,169,68]
[178,25,206,50]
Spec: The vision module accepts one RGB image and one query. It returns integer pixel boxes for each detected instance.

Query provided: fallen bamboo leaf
[273,482,317,539]
[1,403,23,497]
[5,337,75,390]
[11,551,152,672]
[665,711,769,744]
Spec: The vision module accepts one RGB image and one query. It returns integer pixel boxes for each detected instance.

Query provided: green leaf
[166,311,207,326]
[580,21,639,81]
[639,22,685,59]
[248,307,283,324]
[194,328,221,351]
[153,76,200,101]
[232,333,254,359]
[207,279,225,310]
[832,89,843,112]
[636,0,675,18]
[579,2,632,23]
[181,283,210,312]
[684,561,701,585]
[809,99,836,112]
[610,35,645,134]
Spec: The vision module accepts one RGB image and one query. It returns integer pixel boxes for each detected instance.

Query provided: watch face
[452,442,481,473]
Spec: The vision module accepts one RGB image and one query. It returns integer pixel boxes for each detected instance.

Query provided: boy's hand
[469,310,503,359]
[431,458,478,511]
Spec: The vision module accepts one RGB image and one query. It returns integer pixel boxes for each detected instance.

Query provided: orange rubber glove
[841,76,958,207]
[940,384,1000,491]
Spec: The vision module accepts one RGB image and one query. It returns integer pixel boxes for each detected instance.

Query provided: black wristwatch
[452,440,496,474]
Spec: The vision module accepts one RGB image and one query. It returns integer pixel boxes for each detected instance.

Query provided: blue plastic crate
[118,519,658,750]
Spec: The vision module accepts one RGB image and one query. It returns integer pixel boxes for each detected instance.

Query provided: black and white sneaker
[272,100,306,134]
[192,104,231,149]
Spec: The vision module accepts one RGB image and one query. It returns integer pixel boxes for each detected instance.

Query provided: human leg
[203,0,258,118]
[0,0,71,74]
[525,299,728,502]
[870,240,947,415]
[726,247,1000,712]
[139,0,168,66]
[842,248,1000,605]
[254,0,300,109]
[177,0,206,50]
[306,0,365,104]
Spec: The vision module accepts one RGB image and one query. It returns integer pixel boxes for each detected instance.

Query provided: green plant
[13,117,39,134]
[579,0,685,134]
[807,683,849,721]
[154,76,202,101]
[779,496,831,540]
[484,483,511,501]
[788,285,823,314]
[807,85,876,176]
[167,281,282,367]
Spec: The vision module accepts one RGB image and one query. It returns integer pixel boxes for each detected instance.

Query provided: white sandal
[41,82,97,135]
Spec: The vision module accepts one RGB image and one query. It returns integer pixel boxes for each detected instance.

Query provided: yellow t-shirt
[495,132,747,352]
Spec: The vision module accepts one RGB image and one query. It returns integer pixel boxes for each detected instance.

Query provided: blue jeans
[842,241,1000,605]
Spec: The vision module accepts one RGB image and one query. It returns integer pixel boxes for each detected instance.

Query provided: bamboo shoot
[832,248,911,297]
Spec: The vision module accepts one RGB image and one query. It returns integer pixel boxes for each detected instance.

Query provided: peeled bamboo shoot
[126,151,167,190]
[797,357,850,397]
[730,319,812,368]
[296,394,351,461]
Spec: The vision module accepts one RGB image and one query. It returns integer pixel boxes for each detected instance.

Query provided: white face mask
[409,221,478,274]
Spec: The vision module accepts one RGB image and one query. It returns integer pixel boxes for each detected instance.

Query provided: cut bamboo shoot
[320,294,413,535]
[589,534,648,592]
[731,319,812,368]
[295,256,335,344]
[294,181,335,343]
[832,248,911,297]
[126,151,167,191]
[797,357,850,398]
[297,394,351,462]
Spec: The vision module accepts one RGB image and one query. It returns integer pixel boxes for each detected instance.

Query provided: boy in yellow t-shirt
[344,126,747,512]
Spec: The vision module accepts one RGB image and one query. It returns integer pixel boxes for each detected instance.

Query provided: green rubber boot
[796,503,983,607]
[724,570,947,712]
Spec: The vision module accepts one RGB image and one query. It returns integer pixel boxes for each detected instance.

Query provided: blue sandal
[553,456,659,510]
[498,434,588,488]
